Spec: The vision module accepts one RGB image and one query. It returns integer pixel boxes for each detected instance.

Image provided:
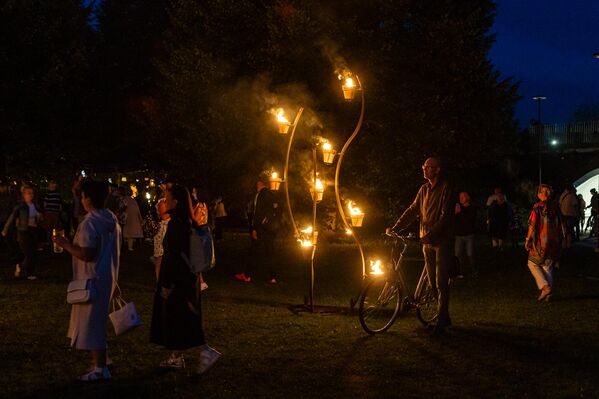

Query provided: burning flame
[314,179,324,191]
[271,171,278,179]
[301,226,313,234]
[370,259,384,275]
[348,200,363,215]
[276,109,289,124]
[323,142,332,151]
[344,77,355,88]
[345,228,353,235]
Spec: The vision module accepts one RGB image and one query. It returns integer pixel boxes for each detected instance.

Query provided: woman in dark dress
[150,184,220,374]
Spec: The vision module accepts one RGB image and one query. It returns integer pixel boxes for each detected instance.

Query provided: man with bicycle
[389,157,454,333]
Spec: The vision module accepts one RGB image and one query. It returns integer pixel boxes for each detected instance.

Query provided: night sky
[490,0,599,127]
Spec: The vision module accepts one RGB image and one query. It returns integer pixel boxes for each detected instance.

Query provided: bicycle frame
[387,233,429,308]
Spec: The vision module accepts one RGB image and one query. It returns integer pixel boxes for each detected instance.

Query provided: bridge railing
[529,120,599,148]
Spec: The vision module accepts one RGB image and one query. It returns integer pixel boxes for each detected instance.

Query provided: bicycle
[358,230,438,334]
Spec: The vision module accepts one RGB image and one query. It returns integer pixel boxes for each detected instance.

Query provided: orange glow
[370,259,384,275]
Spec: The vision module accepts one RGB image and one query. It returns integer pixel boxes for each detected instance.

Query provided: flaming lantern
[299,226,317,247]
[369,259,384,276]
[310,178,324,202]
[276,109,291,134]
[121,176,127,183]
[347,200,364,227]
[342,76,356,101]
[322,142,337,165]
[269,171,282,191]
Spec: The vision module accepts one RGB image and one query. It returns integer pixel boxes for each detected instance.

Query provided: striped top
[43,191,63,213]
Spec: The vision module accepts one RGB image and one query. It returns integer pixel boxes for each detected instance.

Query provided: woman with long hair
[150,184,220,374]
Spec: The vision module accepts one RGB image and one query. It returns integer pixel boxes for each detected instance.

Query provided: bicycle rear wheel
[415,272,438,326]
[358,277,402,334]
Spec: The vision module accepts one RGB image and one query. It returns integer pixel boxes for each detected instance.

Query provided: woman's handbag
[109,296,142,336]
[66,279,96,304]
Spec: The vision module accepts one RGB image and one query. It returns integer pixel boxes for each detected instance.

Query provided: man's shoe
[160,354,185,369]
[77,367,111,382]
[196,345,221,375]
[235,273,251,283]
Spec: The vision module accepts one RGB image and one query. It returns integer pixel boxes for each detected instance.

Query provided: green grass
[1,232,598,399]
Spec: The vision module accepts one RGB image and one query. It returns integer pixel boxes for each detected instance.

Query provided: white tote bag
[109,296,142,336]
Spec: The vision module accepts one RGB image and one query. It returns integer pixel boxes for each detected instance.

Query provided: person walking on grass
[488,193,510,251]
[2,185,42,280]
[389,157,455,334]
[525,184,564,302]
[52,180,121,381]
[150,184,220,375]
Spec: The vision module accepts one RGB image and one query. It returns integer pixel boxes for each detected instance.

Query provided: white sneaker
[196,345,221,374]
[14,264,21,278]
[200,282,208,291]
[77,366,111,382]
[160,353,185,369]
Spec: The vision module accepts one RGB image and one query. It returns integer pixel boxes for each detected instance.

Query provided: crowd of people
[0,165,597,378]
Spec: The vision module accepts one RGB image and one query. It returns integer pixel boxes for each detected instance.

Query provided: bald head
[422,157,441,182]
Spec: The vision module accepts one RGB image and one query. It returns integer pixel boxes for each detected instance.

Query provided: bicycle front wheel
[358,277,402,334]
[415,274,438,326]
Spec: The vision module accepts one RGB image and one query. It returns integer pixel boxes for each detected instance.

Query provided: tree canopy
[1,0,519,217]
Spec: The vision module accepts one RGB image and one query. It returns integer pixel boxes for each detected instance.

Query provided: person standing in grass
[389,157,455,333]
[454,191,478,277]
[150,184,220,375]
[53,180,121,381]
[525,184,564,302]
[2,185,42,280]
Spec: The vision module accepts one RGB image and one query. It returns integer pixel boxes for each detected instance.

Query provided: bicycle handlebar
[384,228,417,241]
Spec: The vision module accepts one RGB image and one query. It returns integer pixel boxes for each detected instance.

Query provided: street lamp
[532,95,547,185]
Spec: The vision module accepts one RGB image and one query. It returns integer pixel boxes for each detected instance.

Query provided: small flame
[314,179,324,191]
[276,109,289,124]
[301,226,313,234]
[323,142,332,151]
[344,77,355,88]
[300,240,313,247]
[348,200,363,215]
[345,228,353,235]
[370,259,384,275]
[271,171,278,179]
[145,192,151,200]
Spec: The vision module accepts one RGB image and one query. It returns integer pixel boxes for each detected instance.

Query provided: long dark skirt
[150,281,206,351]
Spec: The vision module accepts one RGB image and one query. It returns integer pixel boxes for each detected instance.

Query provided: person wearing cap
[235,172,281,284]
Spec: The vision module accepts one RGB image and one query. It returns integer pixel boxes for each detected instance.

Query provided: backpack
[181,224,216,274]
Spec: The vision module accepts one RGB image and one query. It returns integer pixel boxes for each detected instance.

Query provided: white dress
[68,209,121,350]
[122,196,144,238]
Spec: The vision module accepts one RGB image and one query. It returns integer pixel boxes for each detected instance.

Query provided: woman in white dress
[54,180,121,381]
[122,191,143,251]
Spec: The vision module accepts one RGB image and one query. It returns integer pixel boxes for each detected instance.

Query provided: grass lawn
[1,231,598,399]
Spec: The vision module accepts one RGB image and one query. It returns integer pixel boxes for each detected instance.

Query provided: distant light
[80,170,86,177]
[532,96,547,101]
[551,139,558,146]
[593,53,599,59]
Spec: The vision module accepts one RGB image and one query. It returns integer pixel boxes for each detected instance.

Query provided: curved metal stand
[334,76,366,277]
[283,108,304,239]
